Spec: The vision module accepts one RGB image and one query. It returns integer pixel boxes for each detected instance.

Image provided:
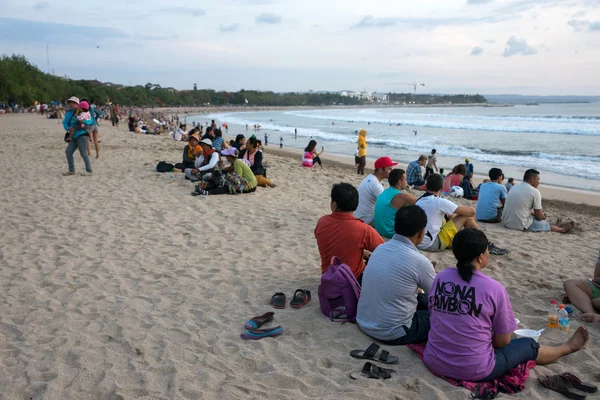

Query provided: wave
[283,111,600,136]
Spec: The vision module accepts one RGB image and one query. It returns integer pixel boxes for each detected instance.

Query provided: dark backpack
[318,256,361,323]
[156,161,175,173]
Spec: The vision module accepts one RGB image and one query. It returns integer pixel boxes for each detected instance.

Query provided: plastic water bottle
[558,304,570,332]
[548,300,559,329]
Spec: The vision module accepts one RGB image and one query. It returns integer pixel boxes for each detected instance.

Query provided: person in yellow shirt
[357,129,368,175]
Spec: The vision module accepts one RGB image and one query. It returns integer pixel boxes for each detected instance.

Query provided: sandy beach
[0,114,599,400]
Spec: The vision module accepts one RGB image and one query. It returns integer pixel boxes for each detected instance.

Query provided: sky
[1,0,599,95]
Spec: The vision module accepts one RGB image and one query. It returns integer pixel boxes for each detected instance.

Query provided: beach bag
[318,256,361,323]
[156,161,175,173]
[226,172,250,194]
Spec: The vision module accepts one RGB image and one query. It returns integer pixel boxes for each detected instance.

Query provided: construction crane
[387,82,426,94]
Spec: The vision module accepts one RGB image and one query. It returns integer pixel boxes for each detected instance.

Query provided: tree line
[0,54,487,107]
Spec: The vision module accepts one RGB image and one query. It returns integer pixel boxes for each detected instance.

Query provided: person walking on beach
[425,149,438,179]
[356,129,367,175]
[110,103,119,127]
[264,133,268,146]
[464,158,474,176]
[62,96,93,176]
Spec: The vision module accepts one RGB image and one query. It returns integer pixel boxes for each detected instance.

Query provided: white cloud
[503,36,537,57]
[163,7,206,17]
[255,13,282,24]
[219,24,240,32]
[467,0,493,4]
[471,46,484,55]
[351,15,396,29]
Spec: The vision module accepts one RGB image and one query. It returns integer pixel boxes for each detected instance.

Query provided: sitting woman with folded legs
[424,228,588,382]
[192,147,258,196]
[184,138,219,182]
[175,132,202,171]
[239,136,276,188]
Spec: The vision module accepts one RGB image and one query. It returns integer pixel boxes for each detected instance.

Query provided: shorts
[587,280,600,299]
[480,338,539,382]
[527,219,551,232]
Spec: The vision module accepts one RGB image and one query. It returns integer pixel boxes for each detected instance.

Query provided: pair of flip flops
[270,289,311,309]
[349,343,398,380]
[240,312,283,340]
[539,373,597,399]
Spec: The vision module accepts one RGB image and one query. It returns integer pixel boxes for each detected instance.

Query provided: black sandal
[350,362,395,380]
[350,343,398,364]
[538,375,587,399]
[559,373,598,393]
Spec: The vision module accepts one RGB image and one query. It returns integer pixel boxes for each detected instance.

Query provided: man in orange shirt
[314,182,384,283]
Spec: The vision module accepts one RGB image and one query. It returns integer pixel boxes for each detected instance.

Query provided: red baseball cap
[374,156,398,169]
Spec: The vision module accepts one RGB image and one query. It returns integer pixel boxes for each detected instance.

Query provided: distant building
[193,83,197,91]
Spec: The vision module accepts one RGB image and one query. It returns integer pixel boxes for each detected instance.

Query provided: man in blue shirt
[406,155,428,188]
[476,168,507,223]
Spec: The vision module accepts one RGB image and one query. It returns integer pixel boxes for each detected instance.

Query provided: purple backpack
[318,256,361,322]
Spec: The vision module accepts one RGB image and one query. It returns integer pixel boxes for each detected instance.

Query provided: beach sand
[0,114,599,399]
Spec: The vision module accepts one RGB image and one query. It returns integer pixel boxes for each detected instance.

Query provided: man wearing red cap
[354,157,398,225]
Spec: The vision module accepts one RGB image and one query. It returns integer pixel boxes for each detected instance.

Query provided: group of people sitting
[313,156,594,383]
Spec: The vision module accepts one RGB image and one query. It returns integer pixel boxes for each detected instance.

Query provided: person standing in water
[357,129,367,175]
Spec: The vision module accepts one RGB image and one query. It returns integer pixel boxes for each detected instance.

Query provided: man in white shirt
[416,174,509,254]
[354,157,397,225]
[425,149,438,179]
[502,169,573,233]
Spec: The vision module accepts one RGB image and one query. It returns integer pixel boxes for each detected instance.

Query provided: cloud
[485,39,496,43]
[163,7,206,17]
[255,13,282,24]
[219,24,240,32]
[33,1,48,9]
[0,18,127,45]
[503,36,537,57]
[467,0,493,4]
[568,19,600,31]
[351,15,396,29]
[471,46,484,55]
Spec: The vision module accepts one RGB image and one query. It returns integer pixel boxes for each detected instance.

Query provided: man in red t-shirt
[314,182,384,282]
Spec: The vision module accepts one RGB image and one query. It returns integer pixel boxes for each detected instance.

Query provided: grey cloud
[590,21,600,30]
[352,15,396,29]
[33,1,48,9]
[467,0,493,4]
[485,39,496,43]
[568,19,600,31]
[163,7,206,17]
[255,13,282,24]
[503,36,537,57]
[471,46,484,55]
[219,24,240,32]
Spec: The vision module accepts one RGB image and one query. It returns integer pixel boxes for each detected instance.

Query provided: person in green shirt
[373,169,418,238]
[192,147,257,196]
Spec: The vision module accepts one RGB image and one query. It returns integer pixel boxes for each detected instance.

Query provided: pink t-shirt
[424,268,518,381]
[442,174,462,194]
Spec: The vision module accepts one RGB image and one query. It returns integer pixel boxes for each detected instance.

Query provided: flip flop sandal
[244,312,274,330]
[538,375,587,399]
[270,292,286,309]
[350,343,399,364]
[349,362,395,380]
[240,326,283,340]
[559,373,598,393]
[289,289,311,308]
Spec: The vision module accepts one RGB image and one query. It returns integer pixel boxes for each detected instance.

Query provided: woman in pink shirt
[441,164,466,194]
[424,229,588,382]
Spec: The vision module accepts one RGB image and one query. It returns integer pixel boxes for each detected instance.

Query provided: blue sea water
[187,103,600,192]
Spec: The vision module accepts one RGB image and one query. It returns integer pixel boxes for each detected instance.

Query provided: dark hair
[418,155,428,162]
[248,136,258,147]
[388,169,406,187]
[452,164,466,175]
[489,168,503,181]
[431,149,436,154]
[507,177,514,183]
[235,134,245,145]
[229,140,235,146]
[523,169,539,182]
[394,205,427,237]
[439,168,444,174]
[305,140,317,153]
[452,229,489,283]
[331,183,359,212]
[213,128,222,137]
[426,174,444,192]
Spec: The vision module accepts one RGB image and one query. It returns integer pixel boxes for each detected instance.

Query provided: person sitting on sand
[175,133,203,171]
[442,164,466,195]
[476,168,507,223]
[193,147,258,196]
[416,174,508,255]
[424,228,589,382]
[406,155,428,188]
[357,205,436,344]
[314,183,384,281]
[240,136,276,188]
[505,177,515,193]
[184,138,220,182]
[302,140,325,169]
[211,129,227,152]
[502,169,574,233]
[356,129,367,175]
[174,124,187,141]
[373,169,417,238]
[233,134,247,151]
[354,157,398,225]
[563,249,600,324]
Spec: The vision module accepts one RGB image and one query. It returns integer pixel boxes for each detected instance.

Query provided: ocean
[187,103,600,192]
